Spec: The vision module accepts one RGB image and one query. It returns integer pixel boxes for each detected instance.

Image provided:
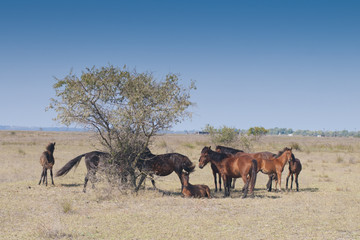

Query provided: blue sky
[0,0,359,131]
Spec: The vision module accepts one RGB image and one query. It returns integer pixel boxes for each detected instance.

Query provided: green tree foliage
[49,65,196,189]
[203,125,239,146]
[247,126,269,140]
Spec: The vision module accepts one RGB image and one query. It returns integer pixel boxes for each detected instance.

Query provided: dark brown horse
[38,142,56,186]
[181,171,211,198]
[212,145,243,191]
[199,146,257,198]
[136,151,195,191]
[286,154,302,191]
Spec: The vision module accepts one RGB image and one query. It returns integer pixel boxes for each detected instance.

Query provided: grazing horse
[213,145,243,191]
[181,172,211,198]
[198,146,257,198]
[136,151,195,191]
[286,154,302,191]
[38,142,56,186]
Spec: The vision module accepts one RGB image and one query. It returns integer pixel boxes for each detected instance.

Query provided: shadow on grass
[140,187,183,197]
[298,187,319,192]
[60,183,82,188]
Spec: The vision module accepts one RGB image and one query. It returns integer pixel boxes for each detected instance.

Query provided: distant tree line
[204,125,360,139]
[265,127,360,138]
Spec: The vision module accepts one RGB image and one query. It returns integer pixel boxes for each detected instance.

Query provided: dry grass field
[1,131,360,239]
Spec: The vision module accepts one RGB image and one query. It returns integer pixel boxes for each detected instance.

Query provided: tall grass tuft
[290,142,301,151]
[61,200,73,213]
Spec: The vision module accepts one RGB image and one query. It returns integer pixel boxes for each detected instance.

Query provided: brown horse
[136,151,195,191]
[38,142,56,186]
[213,145,243,191]
[199,146,257,198]
[286,154,302,191]
[215,146,276,191]
[255,147,293,192]
[235,150,276,191]
[181,172,211,198]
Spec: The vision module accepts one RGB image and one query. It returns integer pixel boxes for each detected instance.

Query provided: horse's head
[290,153,296,163]
[215,146,221,153]
[46,142,56,153]
[199,146,212,169]
[181,171,190,185]
[283,147,292,161]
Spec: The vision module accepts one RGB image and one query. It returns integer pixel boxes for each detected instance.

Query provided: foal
[258,147,293,192]
[286,154,302,191]
[38,142,56,186]
[181,172,211,198]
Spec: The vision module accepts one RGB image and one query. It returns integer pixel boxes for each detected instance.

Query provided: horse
[38,142,56,186]
[135,151,195,191]
[56,148,195,192]
[198,146,257,198]
[181,171,211,198]
[254,147,293,192]
[215,146,276,191]
[212,145,243,191]
[286,154,302,191]
[56,151,111,192]
[234,150,277,191]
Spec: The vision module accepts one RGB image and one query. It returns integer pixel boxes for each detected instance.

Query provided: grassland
[1,131,360,239]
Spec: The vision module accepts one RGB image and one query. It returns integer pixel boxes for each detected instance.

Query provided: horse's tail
[250,159,258,195]
[183,157,195,173]
[56,153,86,177]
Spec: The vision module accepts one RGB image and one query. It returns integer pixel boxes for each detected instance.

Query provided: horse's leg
[276,172,282,192]
[213,171,218,192]
[218,173,222,192]
[83,172,89,193]
[50,168,54,185]
[231,178,236,189]
[44,169,48,186]
[149,174,157,189]
[241,177,247,193]
[286,171,291,191]
[222,175,229,197]
[290,173,294,190]
[295,173,299,191]
[38,168,45,185]
[241,175,249,198]
[135,174,147,192]
[266,175,273,192]
[176,171,184,191]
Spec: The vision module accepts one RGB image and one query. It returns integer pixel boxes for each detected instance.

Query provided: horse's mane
[46,142,55,153]
[274,147,291,158]
[202,146,228,162]
[215,145,243,154]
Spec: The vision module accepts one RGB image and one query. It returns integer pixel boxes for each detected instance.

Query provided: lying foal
[181,172,211,198]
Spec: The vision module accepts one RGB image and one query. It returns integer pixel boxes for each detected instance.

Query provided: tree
[48,65,196,190]
[247,126,269,140]
[203,125,239,147]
